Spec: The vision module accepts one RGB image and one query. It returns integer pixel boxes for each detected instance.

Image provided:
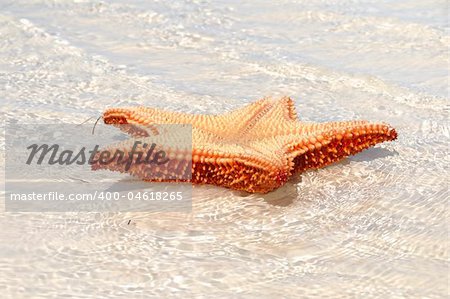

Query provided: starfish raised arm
[93,98,397,193]
[280,120,397,174]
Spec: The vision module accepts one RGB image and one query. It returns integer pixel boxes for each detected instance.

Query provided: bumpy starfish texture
[92,97,397,193]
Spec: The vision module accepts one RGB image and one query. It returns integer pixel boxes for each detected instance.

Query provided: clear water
[0,0,448,298]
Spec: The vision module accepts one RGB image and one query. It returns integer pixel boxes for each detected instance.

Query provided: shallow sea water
[0,0,449,298]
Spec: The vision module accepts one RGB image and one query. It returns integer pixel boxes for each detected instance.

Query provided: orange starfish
[92,97,397,193]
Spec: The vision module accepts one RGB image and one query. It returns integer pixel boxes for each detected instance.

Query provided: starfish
[91,97,397,193]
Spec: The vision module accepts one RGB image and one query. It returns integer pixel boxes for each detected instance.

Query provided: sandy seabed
[0,1,448,298]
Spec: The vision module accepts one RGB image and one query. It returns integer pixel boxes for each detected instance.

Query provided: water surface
[0,0,448,298]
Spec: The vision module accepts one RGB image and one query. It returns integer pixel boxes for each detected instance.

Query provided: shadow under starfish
[91,97,397,193]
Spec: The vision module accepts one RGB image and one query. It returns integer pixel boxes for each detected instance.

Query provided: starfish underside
[92,97,397,193]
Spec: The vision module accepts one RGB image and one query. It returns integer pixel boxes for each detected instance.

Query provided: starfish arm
[100,101,274,138]
[91,129,290,193]
[101,106,216,132]
[191,145,290,193]
[222,96,297,122]
[101,97,299,140]
[189,130,294,193]
[281,121,397,173]
[237,97,302,139]
[91,126,193,181]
